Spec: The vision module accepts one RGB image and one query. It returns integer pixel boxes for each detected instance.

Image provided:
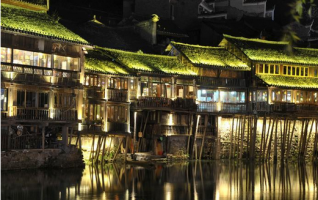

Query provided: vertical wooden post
[113,138,124,161]
[230,117,234,159]
[192,115,200,159]
[250,115,257,160]
[273,118,278,162]
[199,115,208,160]
[286,119,296,159]
[187,114,193,154]
[62,126,68,149]
[304,119,314,156]
[90,134,96,161]
[133,112,137,154]
[124,136,129,163]
[42,126,45,150]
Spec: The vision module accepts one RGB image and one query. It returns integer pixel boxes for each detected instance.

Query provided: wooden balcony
[197,102,246,113]
[197,77,246,87]
[132,97,197,111]
[85,88,105,99]
[9,108,78,121]
[107,89,128,102]
[269,103,318,114]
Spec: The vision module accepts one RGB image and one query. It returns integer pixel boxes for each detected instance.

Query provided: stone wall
[1,147,84,170]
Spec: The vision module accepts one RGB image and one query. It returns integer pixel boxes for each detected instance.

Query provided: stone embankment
[1,147,84,170]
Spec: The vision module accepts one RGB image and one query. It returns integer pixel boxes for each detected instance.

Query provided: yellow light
[217,102,221,112]
[50,109,54,119]
[78,123,82,131]
[168,114,173,125]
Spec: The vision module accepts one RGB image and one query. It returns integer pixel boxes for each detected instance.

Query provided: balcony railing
[197,77,246,87]
[197,102,246,113]
[85,88,105,99]
[133,97,197,111]
[14,108,77,121]
[107,89,128,102]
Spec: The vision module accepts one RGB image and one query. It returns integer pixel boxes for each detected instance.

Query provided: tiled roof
[168,41,250,71]
[223,34,318,65]
[257,74,318,89]
[93,47,199,75]
[85,49,132,75]
[0,3,89,44]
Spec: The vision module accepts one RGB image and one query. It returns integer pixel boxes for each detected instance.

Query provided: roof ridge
[97,46,178,59]
[223,34,289,45]
[171,41,225,49]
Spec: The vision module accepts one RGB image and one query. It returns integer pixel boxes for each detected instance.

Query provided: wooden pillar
[42,126,45,149]
[125,136,129,162]
[191,115,200,159]
[199,115,208,160]
[133,111,137,154]
[62,126,68,149]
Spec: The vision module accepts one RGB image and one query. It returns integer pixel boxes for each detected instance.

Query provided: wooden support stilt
[192,115,200,159]
[281,118,288,161]
[266,118,276,160]
[106,137,113,161]
[94,136,103,163]
[113,138,124,161]
[90,134,96,161]
[301,120,309,158]
[304,119,314,156]
[314,120,318,160]
[260,116,266,160]
[124,136,129,163]
[199,115,208,160]
[263,117,270,160]
[187,114,193,155]
[138,111,149,152]
[286,120,296,159]
[246,116,250,159]
[250,115,257,160]
[240,116,245,159]
[101,136,107,164]
[273,118,278,162]
[230,117,234,159]
[299,120,306,158]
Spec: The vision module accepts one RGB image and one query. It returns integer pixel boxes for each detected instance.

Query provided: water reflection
[1,161,318,200]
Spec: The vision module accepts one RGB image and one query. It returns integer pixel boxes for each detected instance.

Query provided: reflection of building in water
[1,162,317,200]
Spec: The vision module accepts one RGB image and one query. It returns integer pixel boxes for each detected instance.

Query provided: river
[1,161,318,200]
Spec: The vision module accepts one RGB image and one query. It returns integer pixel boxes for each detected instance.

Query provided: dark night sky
[50,0,318,26]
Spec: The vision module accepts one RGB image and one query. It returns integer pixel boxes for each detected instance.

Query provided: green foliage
[1,3,88,44]
[257,74,318,88]
[170,41,250,70]
[224,35,318,65]
[96,46,199,75]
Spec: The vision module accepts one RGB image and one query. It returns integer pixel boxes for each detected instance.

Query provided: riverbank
[1,147,85,170]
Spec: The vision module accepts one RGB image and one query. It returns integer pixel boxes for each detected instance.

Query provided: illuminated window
[107,105,127,123]
[198,90,219,102]
[53,55,79,71]
[220,91,245,103]
[257,90,267,102]
[1,47,11,63]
